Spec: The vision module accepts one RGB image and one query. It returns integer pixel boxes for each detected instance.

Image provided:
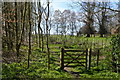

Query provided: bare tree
[42,0,50,69]
[38,1,44,51]
[69,11,77,36]
[97,2,108,37]
[53,10,61,35]
[75,2,96,37]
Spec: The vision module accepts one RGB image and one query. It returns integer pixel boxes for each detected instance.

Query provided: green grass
[2,35,120,79]
[2,49,73,78]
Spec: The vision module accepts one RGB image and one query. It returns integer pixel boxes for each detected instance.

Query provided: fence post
[86,49,88,70]
[102,39,103,48]
[97,49,100,66]
[88,48,92,70]
[60,48,64,70]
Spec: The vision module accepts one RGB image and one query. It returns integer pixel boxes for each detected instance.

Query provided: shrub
[111,34,120,72]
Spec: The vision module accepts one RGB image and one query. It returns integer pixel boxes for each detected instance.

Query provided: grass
[2,35,120,79]
[2,49,73,78]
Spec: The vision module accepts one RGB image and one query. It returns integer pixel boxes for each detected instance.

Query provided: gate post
[60,48,64,70]
[86,48,88,70]
[88,48,92,70]
[97,49,100,66]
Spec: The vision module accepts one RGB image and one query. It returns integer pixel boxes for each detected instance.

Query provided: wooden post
[88,48,92,70]
[97,49,100,66]
[60,48,64,70]
[86,49,88,70]
[102,39,103,48]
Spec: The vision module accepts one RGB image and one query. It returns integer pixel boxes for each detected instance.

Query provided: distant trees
[53,10,61,35]
[53,9,78,46]
[68,11,77,36]
[72,2,96,37]
[60,10,70,36]
[83,2,96,37]
[74,2,96,37]
[53,9,77,36]
[95,2,110,37]
[73,1,120,37]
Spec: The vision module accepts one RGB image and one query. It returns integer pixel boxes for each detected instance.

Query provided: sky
[41,0,120,12]
[51,1,71,12]
[1,0,120,2]
[41,0,74,12]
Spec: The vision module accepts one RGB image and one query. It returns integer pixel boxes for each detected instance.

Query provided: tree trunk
[57,24,58,35]
[46,1,50,69]
[100,34,103,37]
[35,22,38,44]
[86,34,90,37]
[15,2,19,58]
[40,28,44,52]
[28,3,31,69]
[38,27,41,48]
